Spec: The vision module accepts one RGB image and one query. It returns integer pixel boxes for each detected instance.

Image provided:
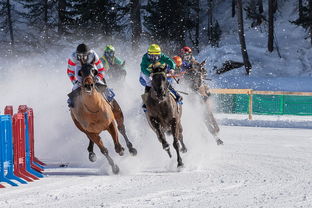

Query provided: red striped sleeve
[97,73,104,79]
[69,76,76,81]
[98,67,106,72]
[95,59,101,66]
[67,69,75,74]
[68,59,76,66]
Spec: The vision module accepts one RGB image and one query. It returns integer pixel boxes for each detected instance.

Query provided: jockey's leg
[139,72,152,112]
[168,84,183,103]
[67,84,81,108]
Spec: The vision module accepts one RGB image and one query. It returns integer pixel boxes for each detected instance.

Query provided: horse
[106,61,127,84]
[184,60,224,145]
[142,63,187,168]
[69,63,137,174]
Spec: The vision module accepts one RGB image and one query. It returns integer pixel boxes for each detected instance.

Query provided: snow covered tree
[236,0,252,75]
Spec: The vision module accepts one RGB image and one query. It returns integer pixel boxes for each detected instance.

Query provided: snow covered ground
[1,125,312,208]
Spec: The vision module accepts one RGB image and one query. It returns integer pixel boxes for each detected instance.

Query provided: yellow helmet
[148,44,161,55]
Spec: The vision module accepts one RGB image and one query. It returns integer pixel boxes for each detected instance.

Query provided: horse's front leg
[178,123,187,153]
[111,100,137,156]
[107,122,124,156]
[87,139,96,162]
[171,119,183,167]
[87,133,119,174]
[150,117,171,158]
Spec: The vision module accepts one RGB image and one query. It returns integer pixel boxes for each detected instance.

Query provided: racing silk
[180,56,196,72]
[100,55,124,71]
[67,49,106,84]
[140,53,176,76]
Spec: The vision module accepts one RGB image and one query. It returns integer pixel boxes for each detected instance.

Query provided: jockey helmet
[172,56,182,67]
[104,45,115,57]
[181,46,192,54]
[76,43,90,63]
[180,46,192,61]
[148,44,161,55]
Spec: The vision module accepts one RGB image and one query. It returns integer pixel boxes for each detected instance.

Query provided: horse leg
[87,139,97,162]
[87,133,119,174]
[71,115,99,161]
[150,117,171,158]
[203,99,224,145]
[107,121,124,156]
[178,123,187,153]
[171,119,183,167]
[111,100,137,156]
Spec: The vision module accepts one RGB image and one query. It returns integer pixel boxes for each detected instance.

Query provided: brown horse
[70,64,137,174]
[184,60,224,145]
[142,63,187,168]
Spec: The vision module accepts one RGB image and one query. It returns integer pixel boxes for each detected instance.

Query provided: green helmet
[104,45,115,52]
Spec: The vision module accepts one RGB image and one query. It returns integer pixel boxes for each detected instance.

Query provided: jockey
[140,44,183,106]
[67,43,114,108]
[180,46,196,72]
[100,45,126,73]
[172,56,183,73]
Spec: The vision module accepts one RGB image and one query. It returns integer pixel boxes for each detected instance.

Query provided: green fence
[213,94,312,116]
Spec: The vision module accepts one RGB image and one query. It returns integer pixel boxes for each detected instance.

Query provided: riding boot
[96,79,115,103]
[168,85,183,104]
[67,87,81,108]
[142,86,151,112]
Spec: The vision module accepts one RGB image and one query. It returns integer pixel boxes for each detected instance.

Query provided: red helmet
[172,56,182,67]
[181,46,192,54]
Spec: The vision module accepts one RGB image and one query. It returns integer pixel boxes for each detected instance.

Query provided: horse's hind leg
[111,100,137,155]
[204,100,224,145]
[87,139,96,162]
[87,133,119,174]
[107,121,124,156]
[178,123,187,153]
[171,119,183,167]
[150,117,171,158]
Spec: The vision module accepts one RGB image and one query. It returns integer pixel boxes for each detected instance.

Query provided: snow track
[1,126,311,208]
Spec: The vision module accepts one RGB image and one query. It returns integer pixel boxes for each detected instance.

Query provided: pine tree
[19,0,55,46]
[129,0,142,53]
[236,0,252,75]
[292,0,312,45]
[144,0,193,53]
[0,0,16,46]
[75,0,125,39]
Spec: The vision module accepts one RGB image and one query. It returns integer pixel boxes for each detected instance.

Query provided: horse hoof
[112,164,119,174]
[180,147,187,153]
[177,162,184,168]
[89,152,97,162]
[118,150,124,156]
[129,148,137,156]
[216,139,224,145]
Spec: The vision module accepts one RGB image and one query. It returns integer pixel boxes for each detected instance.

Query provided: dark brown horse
[142,63,187,168]
[70,64,137,174]
[184,61,224,145]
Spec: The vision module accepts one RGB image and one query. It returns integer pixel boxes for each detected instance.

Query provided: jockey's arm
[67,54,77,84]
[93,52,106,80]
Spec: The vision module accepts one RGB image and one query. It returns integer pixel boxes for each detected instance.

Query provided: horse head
[79,63,98,93]
[150,62,169,101]
[187,61,206,91]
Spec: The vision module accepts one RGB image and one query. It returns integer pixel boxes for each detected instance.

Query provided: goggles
[77,53,89,62]
[147,54,160,62]
[105,51,115,57]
